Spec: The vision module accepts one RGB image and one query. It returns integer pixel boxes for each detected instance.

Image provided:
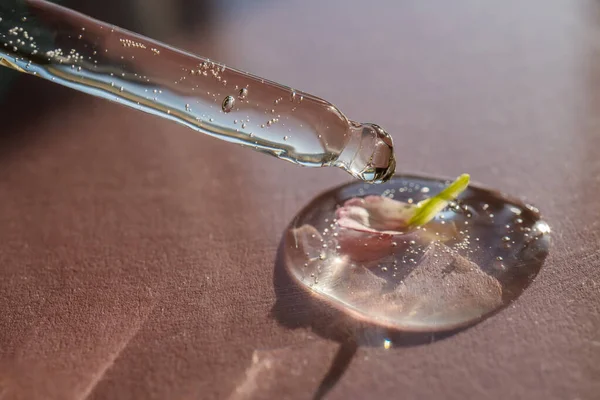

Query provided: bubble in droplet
[239,87,248,99]
[502,236,510,242]
[222,96,235,113]
[241,123,247,129]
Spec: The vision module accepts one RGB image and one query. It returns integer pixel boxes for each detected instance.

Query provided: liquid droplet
[283,175,550,332]
[239,87,248,99]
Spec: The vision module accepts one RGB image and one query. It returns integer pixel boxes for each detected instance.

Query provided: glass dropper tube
[0,0,395,183]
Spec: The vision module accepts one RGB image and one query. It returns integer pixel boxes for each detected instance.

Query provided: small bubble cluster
[119,38,147,49]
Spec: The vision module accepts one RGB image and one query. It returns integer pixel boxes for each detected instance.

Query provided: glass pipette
[0,0,396,183]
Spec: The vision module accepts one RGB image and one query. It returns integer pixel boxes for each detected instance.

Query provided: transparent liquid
[284,175,551,332]
[0,0,395,182]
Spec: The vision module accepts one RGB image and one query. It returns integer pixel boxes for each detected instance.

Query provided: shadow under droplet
[271,241,465,347]
[271,241,466,399]
[312,340,357,400]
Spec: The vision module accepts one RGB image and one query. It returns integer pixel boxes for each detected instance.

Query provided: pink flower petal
[336,195,413,234]
[333,195,457,263]
[336,229,404,262]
